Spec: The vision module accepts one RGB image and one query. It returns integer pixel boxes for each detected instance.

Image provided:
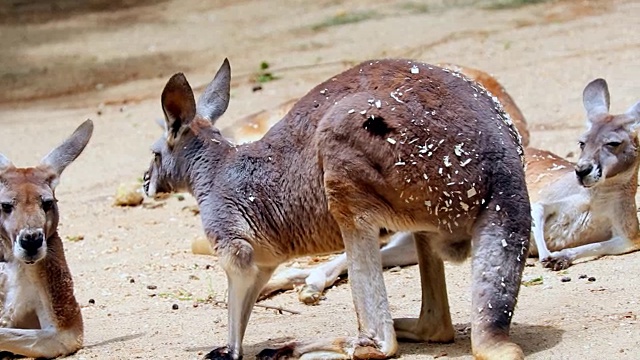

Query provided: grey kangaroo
[261,78,640,305]
[143,58,530,360]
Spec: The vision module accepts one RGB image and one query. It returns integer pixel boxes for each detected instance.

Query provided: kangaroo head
[0,120,93,264]
[575,78,640,188]
[143,59,232,197]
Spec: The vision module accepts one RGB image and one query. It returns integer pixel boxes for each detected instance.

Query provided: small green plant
[311,10,378,31]
[522,275,544,287]
[158,288,194,301]
[399,1,430,14]
[254,61,279,84]
[485,0,550,10]
[195,294,221,305]
[65,234,85,242]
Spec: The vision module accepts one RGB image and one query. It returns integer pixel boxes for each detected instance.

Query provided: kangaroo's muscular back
[230,59,525,262]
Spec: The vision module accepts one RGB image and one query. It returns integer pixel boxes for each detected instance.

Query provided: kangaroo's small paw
[542,254,572,271]
[256,344,295,360]
[352,336,387,359]
[353,345,386,360]
[474,341,524,360]
[203,346,238,360]
[296,284,323,305]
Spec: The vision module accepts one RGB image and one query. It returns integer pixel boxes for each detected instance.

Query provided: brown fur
[257,77,640,306]
[145,59,530,360]
[40,235,83,330]
[259,77,640,306]
[436,63,529,147]
[221,63,529,147]
[0,120,92,358]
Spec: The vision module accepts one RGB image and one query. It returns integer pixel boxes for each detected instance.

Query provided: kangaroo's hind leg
[469,180,530,359]
[394,232,455,343]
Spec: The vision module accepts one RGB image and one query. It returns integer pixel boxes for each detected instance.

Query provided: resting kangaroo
[144,58,530,359]
[528,79,640,270]
[262,77,640,305]
[0,120,93,358]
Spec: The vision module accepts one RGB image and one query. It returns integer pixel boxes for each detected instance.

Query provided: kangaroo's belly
[543,209,611,252]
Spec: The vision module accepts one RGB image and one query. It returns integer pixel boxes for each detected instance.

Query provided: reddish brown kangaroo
[223,63,530,147]
[144,59,530,360]
[0,120,93,358]
[262,77,640,306]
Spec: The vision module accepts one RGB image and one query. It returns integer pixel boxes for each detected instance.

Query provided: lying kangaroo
[144,58,530,359]
[261,78,640,305]
[528,79,640,269]
[0,120,93,358]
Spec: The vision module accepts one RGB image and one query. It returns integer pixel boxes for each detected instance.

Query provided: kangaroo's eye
[1,203,13,214]
[42,199,55,212]
[578,141,585,150]
[606,141,621,148]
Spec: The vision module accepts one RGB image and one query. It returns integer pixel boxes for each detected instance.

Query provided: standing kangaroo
[261,78,640,305]
[0,120,93,358]
[144,58,530,360]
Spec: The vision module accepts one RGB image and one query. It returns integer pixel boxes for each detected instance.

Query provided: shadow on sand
[186,321,563,358]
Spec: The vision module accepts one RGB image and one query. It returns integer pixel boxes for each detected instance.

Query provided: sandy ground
[0,0,639,359]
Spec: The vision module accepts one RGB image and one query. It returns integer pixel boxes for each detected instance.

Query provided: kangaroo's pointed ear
[583,78,610,121]
[196,58,231,124]
[40,119,94,188]
[626,101,640,119]
[0,153,14,172]
[162,73,196,141]
[625,101,640,132]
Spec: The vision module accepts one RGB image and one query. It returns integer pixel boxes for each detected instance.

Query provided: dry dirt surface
[1,0,639,359]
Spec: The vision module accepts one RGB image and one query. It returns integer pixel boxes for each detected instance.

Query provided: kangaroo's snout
[17,228,45,259]
[575,163,593,180]
[575,161,602,188]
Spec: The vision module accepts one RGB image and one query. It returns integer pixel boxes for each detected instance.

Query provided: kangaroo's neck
[7,232,82,330]
[38,232,82,329]
[592,160,640,200]
[181,129,235,200]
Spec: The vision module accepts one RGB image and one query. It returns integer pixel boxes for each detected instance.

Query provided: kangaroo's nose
[575,163,593,179]
[19,229,44,256]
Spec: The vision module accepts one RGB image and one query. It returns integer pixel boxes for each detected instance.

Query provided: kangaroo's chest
[0,262,51,329]
[543,198,612,251]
